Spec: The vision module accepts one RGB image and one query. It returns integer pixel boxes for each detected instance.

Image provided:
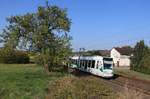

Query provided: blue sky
[0,0,150,50]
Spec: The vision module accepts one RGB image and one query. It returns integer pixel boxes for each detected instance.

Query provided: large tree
[0,2,72,72]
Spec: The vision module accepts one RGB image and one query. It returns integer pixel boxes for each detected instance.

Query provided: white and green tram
[70,56,114,78]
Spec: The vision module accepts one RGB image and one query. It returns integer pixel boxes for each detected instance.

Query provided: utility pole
[79,47,85,57]
[78,47,86,65]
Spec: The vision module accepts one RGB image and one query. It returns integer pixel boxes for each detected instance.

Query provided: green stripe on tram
[100,67,103,72]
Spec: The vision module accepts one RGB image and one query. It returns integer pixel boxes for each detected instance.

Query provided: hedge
[0,48,29,64]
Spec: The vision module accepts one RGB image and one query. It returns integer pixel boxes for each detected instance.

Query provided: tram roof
[80,56,103,60]
[71,56,109,60]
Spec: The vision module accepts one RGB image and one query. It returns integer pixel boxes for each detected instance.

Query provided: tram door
[94,60,100,75]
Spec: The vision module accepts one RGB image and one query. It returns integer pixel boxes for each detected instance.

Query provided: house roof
[114,47,133,55]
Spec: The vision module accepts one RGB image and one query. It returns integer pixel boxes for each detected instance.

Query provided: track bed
[70,68,150,99]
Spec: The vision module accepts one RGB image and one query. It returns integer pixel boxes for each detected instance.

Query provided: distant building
[110,47,133,67]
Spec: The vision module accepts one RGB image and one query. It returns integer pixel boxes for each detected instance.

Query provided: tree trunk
[44,64,50,74]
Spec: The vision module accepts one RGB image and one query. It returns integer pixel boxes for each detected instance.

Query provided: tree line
[131,40,150,74]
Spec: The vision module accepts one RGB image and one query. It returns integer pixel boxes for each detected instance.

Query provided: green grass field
[1,64,142,99]
[0,64,67,99]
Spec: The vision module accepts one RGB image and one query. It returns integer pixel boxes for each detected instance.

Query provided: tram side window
[81,60,83,67]
[77,60,79,65]
[79,60,82,67]
[83,60,85,67]
[76,60,78,65]
[73,59,75,64]
[76,60,77,64]
[88,60,91,67]
[82,60,84,67]
[71,59,74,64]
[91,60,95,68]
[84,60,86,67]
[75,59,77,64]
[85,60,88,66]
[80,60,82,67]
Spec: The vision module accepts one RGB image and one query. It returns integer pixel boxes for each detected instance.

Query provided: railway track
[105,75,150,96]
[70,68,150,97]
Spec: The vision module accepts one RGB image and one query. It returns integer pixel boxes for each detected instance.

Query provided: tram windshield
[104,63,112,69]
[103,58,113,70]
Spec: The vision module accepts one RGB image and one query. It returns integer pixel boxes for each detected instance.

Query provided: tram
[70,56,114,78]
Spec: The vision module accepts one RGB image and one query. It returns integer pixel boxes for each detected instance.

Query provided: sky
[0,0,150,51]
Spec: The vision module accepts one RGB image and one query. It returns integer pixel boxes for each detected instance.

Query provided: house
[110,47,133,67]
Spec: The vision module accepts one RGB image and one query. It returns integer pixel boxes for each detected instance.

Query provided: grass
[114,67,150,81]
[0,64,67,99]
[0,64,144,99]
[46,75,146,99]
[46,76,116,99]
[118,82,145,99]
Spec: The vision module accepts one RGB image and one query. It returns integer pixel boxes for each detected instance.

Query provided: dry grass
[46,76,147,99]
[46,76,116,99]
[114,67,150,82]
[118,81,145,99]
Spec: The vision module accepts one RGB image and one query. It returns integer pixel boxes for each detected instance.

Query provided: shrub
[28,52,37,63]
[34,54,43,65]
[14,50,30,64]
[0,48,29,64]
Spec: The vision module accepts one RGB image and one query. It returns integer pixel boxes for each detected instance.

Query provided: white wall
[119,56,130,66]
[111,48,130,67]
[111,48,120,66]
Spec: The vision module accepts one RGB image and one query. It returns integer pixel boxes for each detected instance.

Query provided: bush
[0,48,29,64]
[15,50,30,64]
[34,54,43,65]
[28,52,37,63]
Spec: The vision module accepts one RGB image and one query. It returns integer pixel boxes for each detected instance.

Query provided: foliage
[0,64,67,99]
[0,47,29,64]
[28,52,37,63]
[46,76,116,99]
[131,40,150,74]
[73,50,110,57]
[138,50,150,74]
[86,50,102,56]
[119,46,133,55]
[0,2,72,72]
